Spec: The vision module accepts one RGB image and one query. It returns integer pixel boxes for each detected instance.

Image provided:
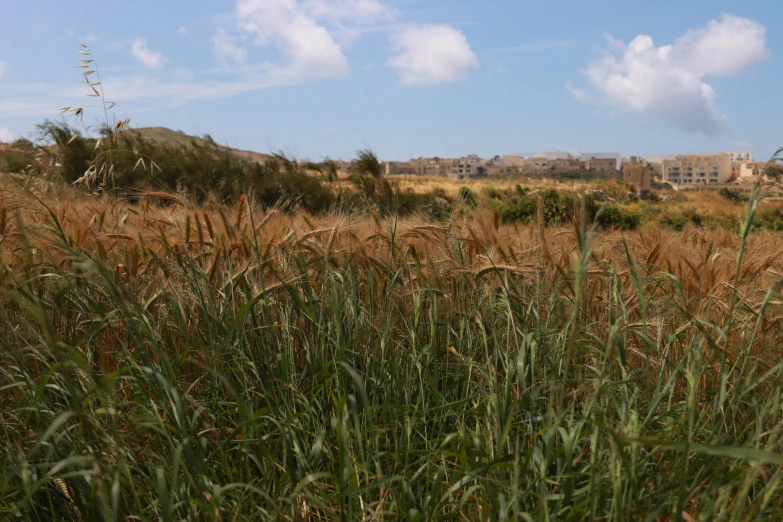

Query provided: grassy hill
[127,127,270,165]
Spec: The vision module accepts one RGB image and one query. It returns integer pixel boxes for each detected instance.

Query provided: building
[725,151,754,164]
[739,161,769,178]
[583,157,619,177]
[525,153,582,175]
[662,153,732,186]
[502,155,526,169]
[447,154,486,179]
[623,157,653,197]
[383,161,415,175]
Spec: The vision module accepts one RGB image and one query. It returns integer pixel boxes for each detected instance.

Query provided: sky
[1,0,781,162]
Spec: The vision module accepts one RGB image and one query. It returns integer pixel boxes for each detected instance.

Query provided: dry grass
[5,176,783,519]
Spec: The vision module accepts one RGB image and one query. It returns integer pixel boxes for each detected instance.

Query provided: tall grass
[1,175,783,520]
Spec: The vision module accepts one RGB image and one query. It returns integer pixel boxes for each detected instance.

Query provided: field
[2,172,783,520]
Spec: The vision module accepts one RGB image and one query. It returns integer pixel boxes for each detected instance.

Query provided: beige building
[502,155,527,169]
[583,157,619,177]
[739,161,769,178]
[622,157,653,196]
[662,153,732,186]
[384,161,416,175]
[448,154,485,179]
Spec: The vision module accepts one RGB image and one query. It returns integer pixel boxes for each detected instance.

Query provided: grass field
[3,175,783,520]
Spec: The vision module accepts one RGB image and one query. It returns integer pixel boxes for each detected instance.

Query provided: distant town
[0,133,771,200]
[357,150,768,197]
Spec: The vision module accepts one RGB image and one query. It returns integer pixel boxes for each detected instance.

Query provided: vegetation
[0,167,783,519]
[7,44,783,520]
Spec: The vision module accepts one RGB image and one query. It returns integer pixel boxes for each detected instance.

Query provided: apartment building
[448,154,485,179]
[725,151,754,164]
[662,153,732,186]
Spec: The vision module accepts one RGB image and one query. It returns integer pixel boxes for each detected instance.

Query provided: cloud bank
[568,15,768,135]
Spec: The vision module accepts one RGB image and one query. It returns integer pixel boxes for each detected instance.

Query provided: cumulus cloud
[0,128,14,143]
[177,27,189,37]
[303,0,392,24]
[234,0,350,79]
[131,39,164,69]
[212,29,247,65]
[387,25,478,85]
[569,15,768,135]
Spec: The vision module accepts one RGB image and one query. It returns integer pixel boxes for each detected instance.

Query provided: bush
[719,188,748,204]
[753,206,783,231]
[542,189,571,225]
[661,214,687,231]
[501,196,536,224]
[0,153,31,173]
[596,203,642,230]
[459,186,476,208]
[486,187,503,200]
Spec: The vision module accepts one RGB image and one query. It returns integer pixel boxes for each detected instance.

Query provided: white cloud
[387,25,478,85]
[177,27,189,37]
[131,39,164,69]
[569,15,768,135]
[303,0,392,24]
[0,128,14,143]
[235,0,349,79]
[212,29,247,65]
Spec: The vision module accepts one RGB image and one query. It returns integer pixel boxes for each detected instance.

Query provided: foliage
[0,153,31,173]
[594,202,643,230]
[661,213,687,231]
[486,187,502,200]
[349,149,394,213]
[719,187,749,204]
[2,181,783,519]
[10,138,34,150]
[753,206,783,232]
[458,186,476,207]
[35,120,92,183]
[500,195,536,224]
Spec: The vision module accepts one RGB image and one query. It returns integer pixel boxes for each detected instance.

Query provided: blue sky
[1,0,781,161]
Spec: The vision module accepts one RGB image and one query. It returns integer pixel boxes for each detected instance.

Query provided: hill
[128,127,270,165]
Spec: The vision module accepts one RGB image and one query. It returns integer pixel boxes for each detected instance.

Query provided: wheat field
[3,176,783,520]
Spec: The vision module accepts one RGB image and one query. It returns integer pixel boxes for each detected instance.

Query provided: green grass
[2,180,783,521]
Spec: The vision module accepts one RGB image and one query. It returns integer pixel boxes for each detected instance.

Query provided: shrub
[459,186,476,208]
[754,206,783,231]
[542,189,571,225]
[486,187,503,200]
[719,187,748,204]
[501,196,536,224]
[596,203,642,230]
[661,214,687,231]
[0,153,31,173]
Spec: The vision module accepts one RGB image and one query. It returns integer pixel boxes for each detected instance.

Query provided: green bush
[596,203,642,230]
[753,206,783,231]
[501,196,536,224]
[542,188,572,225]
[719,187,748,204]
[660,214,687,231]
[459,186,476,208]
[486,187,503,200]
[0,153,31,173]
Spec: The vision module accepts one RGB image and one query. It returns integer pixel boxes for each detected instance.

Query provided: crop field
[2,173,783,520]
